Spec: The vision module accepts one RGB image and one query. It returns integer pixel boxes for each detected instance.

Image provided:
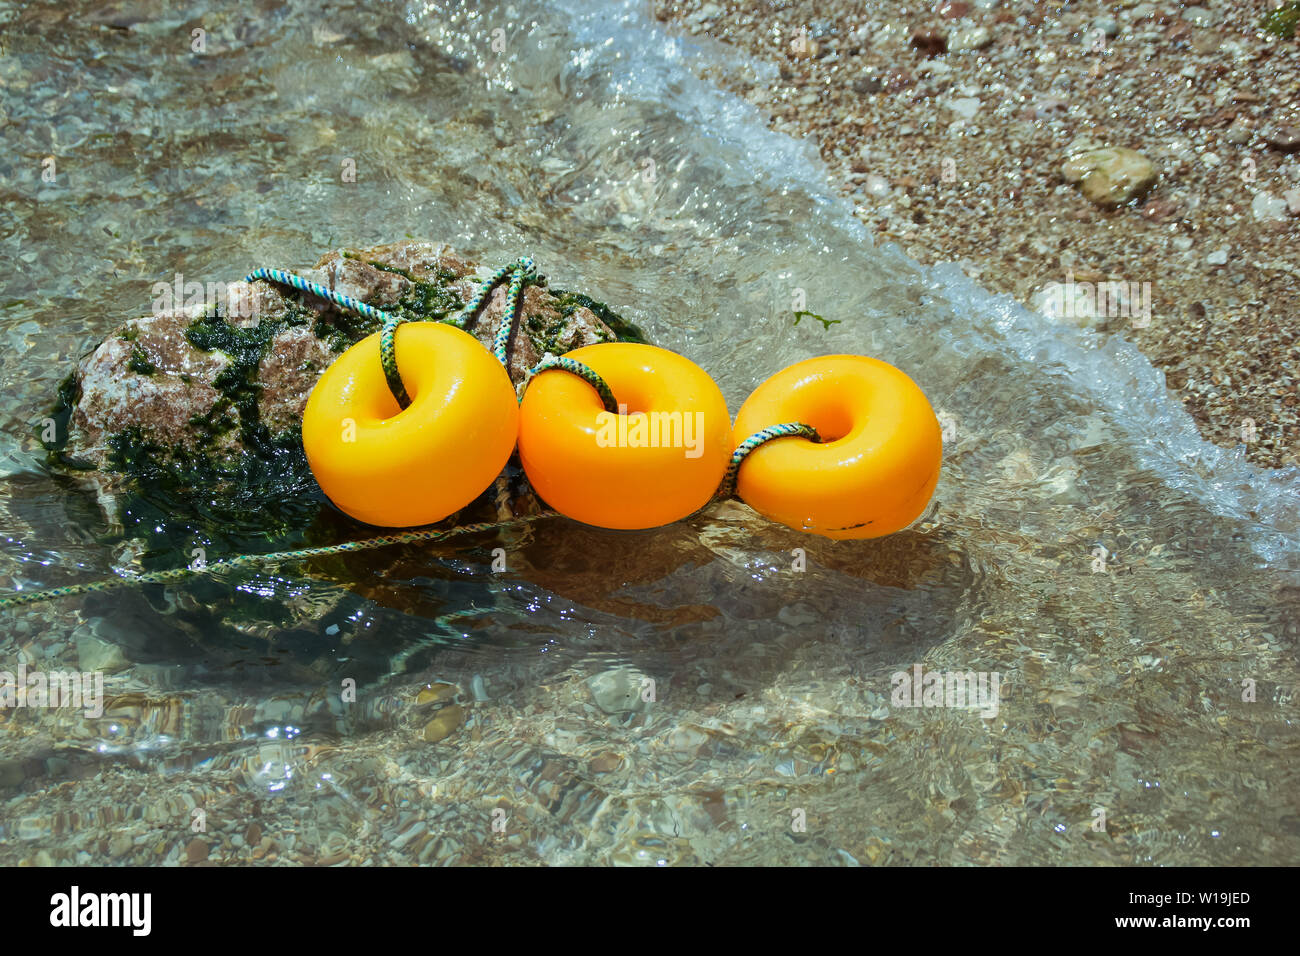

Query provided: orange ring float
[731,355,942,539]
[302,322,518,527]
[518,343,732,530]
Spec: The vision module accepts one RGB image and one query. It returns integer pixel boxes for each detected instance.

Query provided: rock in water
[422,704,464,743]
[1061,146,1158,206]
[587,667,649,714]
[52,241,645,524]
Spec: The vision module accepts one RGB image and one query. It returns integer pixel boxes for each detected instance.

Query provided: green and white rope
[4,420,822,610]
[244,257,552,409]
[0,512,558,610]
[469,257,538,366]
[528,354,619,414]
[718,422,821,498]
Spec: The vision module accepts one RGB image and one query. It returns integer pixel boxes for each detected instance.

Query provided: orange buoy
[731,355,942,539]
[518,343,732,530]
[302,322,518,527]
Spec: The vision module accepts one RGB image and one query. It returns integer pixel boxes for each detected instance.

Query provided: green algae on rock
[54,241,638,526]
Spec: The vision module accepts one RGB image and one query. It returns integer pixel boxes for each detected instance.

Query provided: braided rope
[718,422,821,498]
[0,511,559,610]
[5,419,822,610]
[245,257,545,409]
[527,355,619,414]
[243,267,414,406]
[484,257,537,366]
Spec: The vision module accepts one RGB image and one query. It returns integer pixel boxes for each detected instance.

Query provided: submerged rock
[587,667,650,715]
[52,241,645,524]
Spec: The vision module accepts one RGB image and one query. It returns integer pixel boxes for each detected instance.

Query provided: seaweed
[548,289,648,345]
[184,306,296,448]
[1262,2,1300,39]
[43,372,91,467]
[127,344,156,375]
[311,301,382,353]
[311,256,466,350]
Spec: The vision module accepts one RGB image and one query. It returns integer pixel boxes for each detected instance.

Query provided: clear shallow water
[0,0,1298,865]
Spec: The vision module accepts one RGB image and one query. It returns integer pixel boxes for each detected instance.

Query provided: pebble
[1181,6,1216,27]
[422,704,464,743]
[185,837,209,864]
[587,667,647,714]
[778,602,819,627]
[1264,127,1300,153]
[1284,189,1300,216]
[416,682,457,704]
[1223,123,1252,145]
[666,726,709,753]
[1091,17,1120,39]
[418,838,441,864]
[471,674,489,702]
[1251,192,1290,222]
[1206,249,1229,266]
[588,752,623,773]
[75,633,129,674]
[947,96,982,120]
[910,30,948,56]
[1061,146,1158,206]
[949,26,993,51]
[390,820,427,850]
[108,833,132,858]
[863,174,892,198]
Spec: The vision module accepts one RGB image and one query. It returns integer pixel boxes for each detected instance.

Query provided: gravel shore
[655,0,1299,467]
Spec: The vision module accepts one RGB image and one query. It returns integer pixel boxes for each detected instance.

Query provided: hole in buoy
[803,402,854,443]
[370,383,409,422]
